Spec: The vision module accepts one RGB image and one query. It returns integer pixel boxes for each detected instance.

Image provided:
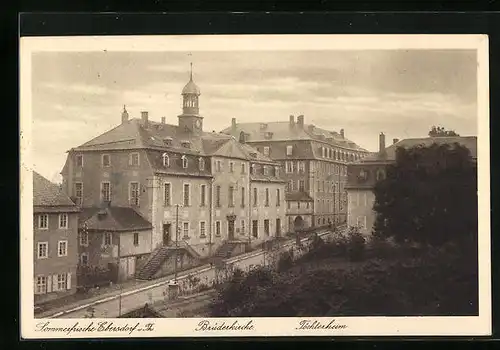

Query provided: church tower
[178,63,203,134]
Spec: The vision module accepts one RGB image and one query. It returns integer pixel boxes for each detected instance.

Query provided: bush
[277,250,294,272]
[346,227,366,261]
[210,244,478,317]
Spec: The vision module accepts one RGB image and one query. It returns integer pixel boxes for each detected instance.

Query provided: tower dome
[181,63,201,96]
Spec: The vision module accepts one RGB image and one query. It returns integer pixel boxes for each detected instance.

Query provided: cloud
[40,82,110,95]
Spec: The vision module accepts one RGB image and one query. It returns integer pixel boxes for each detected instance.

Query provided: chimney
[340,129,345,138]
[289,115,295,128]
[231,118,237,132]
[297,115,304,127]
[379,132,386,154]
[141,111,149,128]
[121,105,129,124]
[161,117,166,124]
[393,138,399,145]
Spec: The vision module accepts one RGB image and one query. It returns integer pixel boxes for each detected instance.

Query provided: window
[102,154,111,167]
[199,157,205,171]
[265,188,270,207]
[183,184,190,206]
[104,232,112,246]
[286,145,293,156]
[240,220,246,234]
[250,164,255,175]
[80,230,88,246]
[287,201,291,209]
[297,202,301,209]
[241,163,246,174]
[200,185,206,207]
[276,189,281,206]
[253,188,258,206]
[80,253,89,266]
[299,180,305,192]
[215,185,221,207]
[129,182,140,206]
[76,155,83,167]
[58,240,67,257]
[263,166,269,176]
[164,183,171,206]
[229,162,234,173]
[38,214,48,229]
[252,220,258,238]
[56,274,67,291]
[264,219,270,236]
[286,161,293,173]
[162,153,170,167]
[298,161,305,173]
[228,186,235,207]
[181,155,188,169]
[35,276,47,294]
[129,152,140,166]
[101,182,111,202]
[74,182,83,205]
[376,169,386,181]
[215,221,221,236]
[276,218,281,236]
[183,222,189,238]
[274,166,280,177]
[199,221,206,237]
[133,232,139,246]
[241,187,245,207]
[216,160,222,172]
[37,242,48,259]
[356,216,367,229]
[263,146,270,156]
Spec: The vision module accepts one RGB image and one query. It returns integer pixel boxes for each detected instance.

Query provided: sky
[31,49,478,183]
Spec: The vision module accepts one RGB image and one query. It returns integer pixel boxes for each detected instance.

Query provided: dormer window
[181,141,191,149]
[250,164,255,175]
[263,166,269,176]
[263,147,270,156]
[162,153,170,167]
[102,154,111,167]
[181,155,188,169]
[275,166,280,177]
[250,152,257,158]
[163,137,173,146]
[259,123,268,130]
[264,132,273,139]
[286,145,293,156]
[198,157,205,171]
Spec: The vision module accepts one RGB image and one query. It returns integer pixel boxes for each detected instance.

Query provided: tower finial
[190,62,193,81]
[123,104,126,112]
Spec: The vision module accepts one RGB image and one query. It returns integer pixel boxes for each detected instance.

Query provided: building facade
[221,115,369,231]
[61,67,286,280]
[346,133,478,235]
[33,171,80,305]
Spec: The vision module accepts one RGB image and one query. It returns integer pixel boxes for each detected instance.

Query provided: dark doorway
[276,218,281,237]
[294,216,305,231]
[228,219,235,240]
[163,223,171,246]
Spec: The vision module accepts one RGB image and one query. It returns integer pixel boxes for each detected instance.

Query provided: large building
[346,133,478,235]
[60,67,287,280]
[221,115,369,232]
[33,171,80,305]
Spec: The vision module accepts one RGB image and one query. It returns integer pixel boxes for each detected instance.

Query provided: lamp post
[118,283,123,317]
[174,204,179,282]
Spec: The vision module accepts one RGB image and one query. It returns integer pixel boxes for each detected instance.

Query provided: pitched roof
[79,206,152,232]
[72,118,275,163]
[221,121,367,152]
[355,136,477,163]
[33,171,79,210]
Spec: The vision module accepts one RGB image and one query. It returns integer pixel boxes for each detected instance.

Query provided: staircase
[214,241,240,260]
[135,246,173,281]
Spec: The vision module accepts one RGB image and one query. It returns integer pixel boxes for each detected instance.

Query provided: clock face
[195,119,201,128]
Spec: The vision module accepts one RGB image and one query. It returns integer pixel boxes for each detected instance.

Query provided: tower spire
[190,62,193,81]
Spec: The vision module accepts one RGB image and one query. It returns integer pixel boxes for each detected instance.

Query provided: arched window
[162,153,170,167]
[376,168,386,181]
[181,155,188,169]
[198,157,205,171]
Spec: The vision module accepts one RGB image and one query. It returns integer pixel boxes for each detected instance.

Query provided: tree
[428,125,460,137]
[372,143,477,247]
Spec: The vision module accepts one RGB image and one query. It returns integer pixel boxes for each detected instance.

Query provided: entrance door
[228,219,235,240]
[163,223,171,246]
[276,218,281,237]
[294,216,304,232]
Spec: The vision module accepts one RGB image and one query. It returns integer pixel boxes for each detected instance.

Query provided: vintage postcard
[20,34,491,338]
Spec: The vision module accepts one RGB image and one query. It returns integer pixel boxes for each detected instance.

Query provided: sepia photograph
[20,34,490,337]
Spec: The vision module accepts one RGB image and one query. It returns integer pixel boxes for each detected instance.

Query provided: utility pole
[174,204,179,282]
